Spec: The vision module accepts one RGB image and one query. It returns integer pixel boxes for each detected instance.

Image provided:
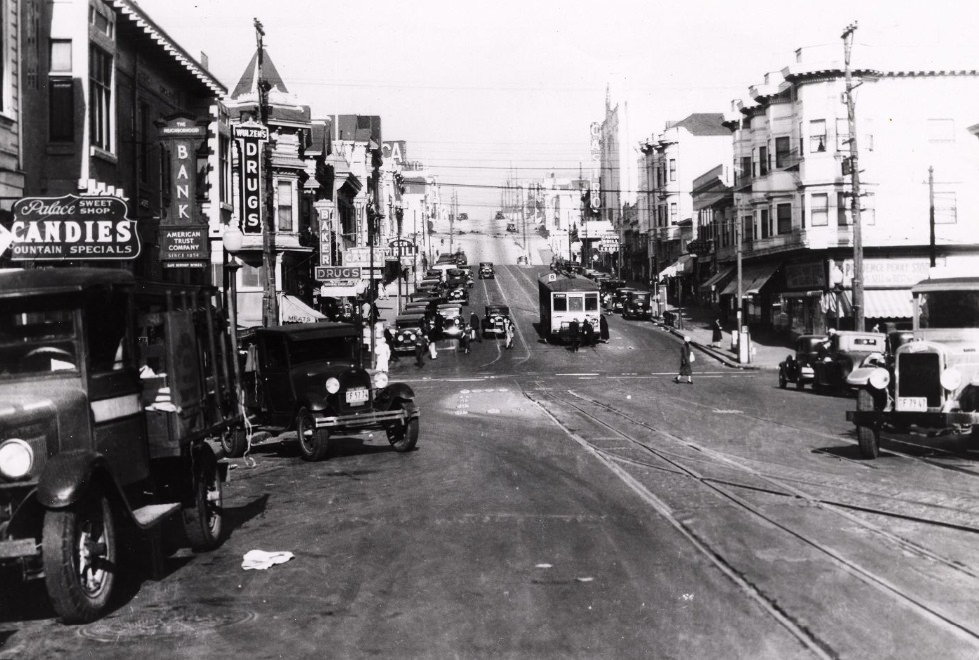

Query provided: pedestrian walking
[384,327,400,362]
[414,333,427,367]
[504,318,515,349]
[428,326,439,360]
[568,318,580,353]
[470,312,482,342]
[674,336,694,384]
[581,319,594,347]
[599,314,610,343]
[711,319,723,348]
[374,334,391,373]
[460,323,472,354]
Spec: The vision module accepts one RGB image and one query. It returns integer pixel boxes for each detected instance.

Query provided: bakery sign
[0,195,140,260]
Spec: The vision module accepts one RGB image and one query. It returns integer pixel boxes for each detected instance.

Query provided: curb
[653,320,760,370]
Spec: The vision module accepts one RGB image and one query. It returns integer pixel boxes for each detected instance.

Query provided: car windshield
[918,291,979,329]
[287,335,358,364]
[0,301,80,378]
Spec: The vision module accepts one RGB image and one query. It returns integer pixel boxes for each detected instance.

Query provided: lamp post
[223,225,244,391]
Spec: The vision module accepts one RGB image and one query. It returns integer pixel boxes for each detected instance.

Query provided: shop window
[811,193,828,226]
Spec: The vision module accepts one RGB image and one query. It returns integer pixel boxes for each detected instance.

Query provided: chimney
[200,51,209,70]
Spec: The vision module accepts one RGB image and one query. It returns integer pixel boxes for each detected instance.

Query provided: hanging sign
[234,120,268,235]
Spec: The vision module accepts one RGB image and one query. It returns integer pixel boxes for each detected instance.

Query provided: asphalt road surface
[5,223,979,659]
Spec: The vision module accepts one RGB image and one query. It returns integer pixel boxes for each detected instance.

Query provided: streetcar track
[527,385,979,652]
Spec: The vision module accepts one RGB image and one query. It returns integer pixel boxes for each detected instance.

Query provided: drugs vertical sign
[234,121,269,235]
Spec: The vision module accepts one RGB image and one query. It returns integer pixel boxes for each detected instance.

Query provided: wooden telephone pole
[842,21,865,331]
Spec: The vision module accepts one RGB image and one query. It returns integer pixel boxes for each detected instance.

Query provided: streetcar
[538,272,601,343]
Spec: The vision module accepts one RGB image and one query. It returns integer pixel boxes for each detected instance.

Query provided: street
[5,225,979,659]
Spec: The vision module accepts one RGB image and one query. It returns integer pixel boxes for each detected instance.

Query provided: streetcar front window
[585,294,598,312]
[554,294,567,312]
[568,296,584,313]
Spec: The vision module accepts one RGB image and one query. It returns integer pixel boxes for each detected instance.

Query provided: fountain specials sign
[1,195,140,260]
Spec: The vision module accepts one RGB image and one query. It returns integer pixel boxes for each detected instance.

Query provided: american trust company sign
[3,195,140,260]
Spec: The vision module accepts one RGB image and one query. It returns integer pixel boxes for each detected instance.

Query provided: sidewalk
[620,279,788,370]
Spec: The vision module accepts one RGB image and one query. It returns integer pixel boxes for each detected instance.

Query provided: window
[553,294,567,312]
[277,181,293,232]
[220,134,231,203]
[669,159,676,182]
[657,205,665,227]
[838,192,849,226]
[760,208,770,239]
[809,120,826,152]
[51,40,72,72]
[89,45,113,151]
[811,193,829,226]
[89,0,115,38]
[775,136,791,168]
[49,80,74,141]
[928,119,955,143]
[836,118,850,151]
[669,203,677,224]
[742,215,753,242]
[935,192,957,224]
[863,192,875,226]
[240,263,262,288]
[777,203,792,234]
[740,156,752,184]
[758,146,768,176]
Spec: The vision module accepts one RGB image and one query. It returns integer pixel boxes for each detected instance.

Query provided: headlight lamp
[940,368,962,392]
[0,439,34,480]
[326,377,341,394]
[374,372,389,389]
[868,368,890,391]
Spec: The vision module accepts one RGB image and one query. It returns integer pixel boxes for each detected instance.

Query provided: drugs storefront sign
[2,195,141,260]
[234,120,268,235]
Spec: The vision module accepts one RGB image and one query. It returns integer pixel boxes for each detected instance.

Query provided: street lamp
[223,225,244,389]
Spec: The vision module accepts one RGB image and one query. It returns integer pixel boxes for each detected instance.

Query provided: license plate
[897,397,927,411]
[345,388,369,405]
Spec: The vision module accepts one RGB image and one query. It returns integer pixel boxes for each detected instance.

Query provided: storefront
[719,261,781,327]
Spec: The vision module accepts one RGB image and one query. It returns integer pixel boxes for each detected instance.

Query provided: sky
[136,0,979,219]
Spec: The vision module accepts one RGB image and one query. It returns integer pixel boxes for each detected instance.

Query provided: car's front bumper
[847,410,979,427]
[314,407,418,431]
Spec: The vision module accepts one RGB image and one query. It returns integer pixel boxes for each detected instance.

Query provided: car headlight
[373,372,389,389]
[940,368,962,391]
[868,368,890,390]
[326,377,341,394]
[0,439,34,480]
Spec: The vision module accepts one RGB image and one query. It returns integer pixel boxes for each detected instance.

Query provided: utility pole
[255,18,278,327]
[842,21,864,331]
[928,165,936,267]
[735,211,745,363]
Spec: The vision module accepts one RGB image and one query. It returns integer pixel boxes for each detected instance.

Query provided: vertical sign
[158,115,208,268]
[234,120,269,235]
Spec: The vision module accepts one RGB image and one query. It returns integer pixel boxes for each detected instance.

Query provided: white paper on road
[242,549,295,570]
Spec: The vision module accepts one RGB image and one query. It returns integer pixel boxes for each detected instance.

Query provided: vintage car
[446,268,470,291]
[393,313,430,354]
[403,300,437,323]
[847,273,979,458]
[482,304,512,338]
[479,262,495,279]
[446,284,469,306]
[454,251,468,266]
[457,265,475,287]
[0,269,235,622]
[506,222,517,233]
[610,287,636,313]
[241,323,419,462]
[622,290,653,320]
[600,278,627,297]
[810,330,886,393]
[435,304,465,339]
[777,335,824,390]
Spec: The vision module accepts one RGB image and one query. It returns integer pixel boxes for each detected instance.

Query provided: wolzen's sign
[234,120,267,235]
[5,195,140,260]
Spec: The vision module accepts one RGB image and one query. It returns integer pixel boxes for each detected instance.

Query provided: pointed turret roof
[231,48,289,100]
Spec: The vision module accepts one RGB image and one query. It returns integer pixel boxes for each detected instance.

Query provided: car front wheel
[296,407,330,461]
[183,446,224,551]
[387,402,419,452]
[42,492,117,623]
[856,389,881,459]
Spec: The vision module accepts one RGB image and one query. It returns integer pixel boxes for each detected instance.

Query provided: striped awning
[720,262,780,296]
[862,289,913,319]
[699,266,734,291]
[659,254,694,279]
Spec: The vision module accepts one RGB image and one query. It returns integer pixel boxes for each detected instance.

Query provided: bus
[538,272,601,343]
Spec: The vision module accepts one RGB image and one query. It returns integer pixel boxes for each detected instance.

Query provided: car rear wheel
[42,492,116,623]
[220,427,248,458]
[183,446,224,551]
[856,389,881,459]
[296,407,329,461]
[387,402,418,452]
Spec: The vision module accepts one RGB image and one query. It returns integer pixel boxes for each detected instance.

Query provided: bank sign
[1,195,140,260]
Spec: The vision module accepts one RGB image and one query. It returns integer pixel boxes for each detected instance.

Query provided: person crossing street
[674,336,694,384]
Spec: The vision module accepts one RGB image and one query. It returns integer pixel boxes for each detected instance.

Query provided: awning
[659,254,694,279]
[699,266,734,291]
[279,294,326,324]
[719,262,780,297]
[863,288,913,319]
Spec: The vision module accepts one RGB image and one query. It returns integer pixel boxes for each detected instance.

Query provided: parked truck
[847,271,979,458]
[0,268,238,622]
